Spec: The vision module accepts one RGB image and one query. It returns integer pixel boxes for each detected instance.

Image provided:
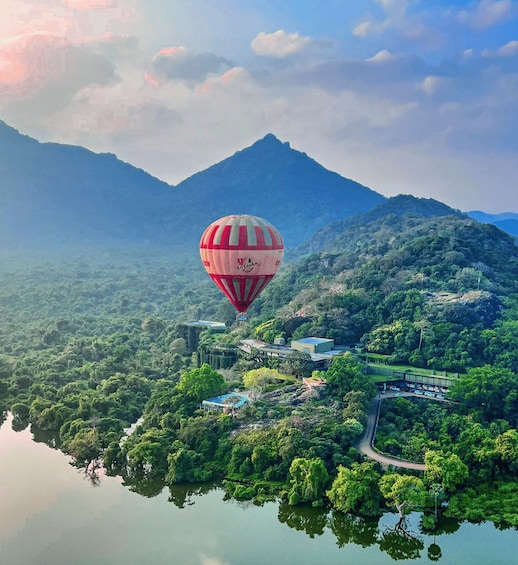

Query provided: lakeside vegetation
[2,203,518,532]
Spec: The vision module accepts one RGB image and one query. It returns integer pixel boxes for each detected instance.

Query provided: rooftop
[202,392,250,410]
[184,320,226,329]
[292,337,334,345]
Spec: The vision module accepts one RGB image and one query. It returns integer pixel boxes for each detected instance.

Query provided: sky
[1,0,517,213]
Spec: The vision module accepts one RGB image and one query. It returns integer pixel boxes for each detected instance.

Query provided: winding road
[356,392,427,471]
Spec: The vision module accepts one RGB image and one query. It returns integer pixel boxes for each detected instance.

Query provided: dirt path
[356,392,426,471]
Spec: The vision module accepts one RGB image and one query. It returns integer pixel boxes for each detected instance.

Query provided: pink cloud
[195,67,244,95]
[0,32,70,96]
[154,46,187,60]
[63,0,116,10]
[220,67,242,83]
[144,71,161,89]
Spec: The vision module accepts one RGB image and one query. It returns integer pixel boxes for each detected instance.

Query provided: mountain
[170,133,386,247]
[0,120,172,248]
[254,196,518,369]
[292,194,466,257]
[468,211,518,238]
[0,122,386,249]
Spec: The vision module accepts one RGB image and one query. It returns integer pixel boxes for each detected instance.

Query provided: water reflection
[278,502,328,538]
[277,504,448,561]
[427,541,442,561]
[4,413,518,565]
[328,511,379,548]
[77,458,103,486]
[121,474,166,498]
[168,483,214,509]
[30,421,61,449]
[378,522,424,561]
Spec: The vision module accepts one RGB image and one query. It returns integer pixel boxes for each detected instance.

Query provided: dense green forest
[1,202,518,528]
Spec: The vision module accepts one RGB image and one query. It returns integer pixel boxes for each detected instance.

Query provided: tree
[176,363,226,402]
[167,446,196,483]
[414,320,434,352]
[454,421,499,485]
[327,462,382,517]
[379,473,426,519]
[325,353,375,398]
[342,390,370,423]
[288,457,329,506]
[123,428,172,476]
[495,429,518,475]
[169,337,187,355]
[242,367,284,393]
[10,402,30,420]
[449,365,518,424]
[424,450,469,492]
[65,428,102,468]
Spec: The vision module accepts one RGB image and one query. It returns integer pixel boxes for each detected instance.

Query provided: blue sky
[1,0,517,212]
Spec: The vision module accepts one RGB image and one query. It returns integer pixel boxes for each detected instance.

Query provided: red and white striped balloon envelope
[200,214,284,320]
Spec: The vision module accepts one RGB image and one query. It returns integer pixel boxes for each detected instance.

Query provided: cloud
[151,46,234,83]
[0,29,118,132]
[498,40,518,55]
[419,75,446,95]
[251,29,312,58]
[482,39,518,56]
[195,67,247,95]
[0,32,72,97]
[275,52,432,102]
[353,20,385,37]
[352,0,439,49]
[366,49,396,62]
[457,0,514,30]
[63,0,116,10]
[144,71,161,88]
[353,0,410,37]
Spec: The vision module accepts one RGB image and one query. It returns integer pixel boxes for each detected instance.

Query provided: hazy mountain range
[0,121,385,250]
[467,211,518,238]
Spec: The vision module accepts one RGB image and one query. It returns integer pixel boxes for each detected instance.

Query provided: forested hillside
[254,195,518,372]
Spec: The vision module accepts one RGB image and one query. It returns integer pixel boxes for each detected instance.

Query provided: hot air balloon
[200,214,284,321]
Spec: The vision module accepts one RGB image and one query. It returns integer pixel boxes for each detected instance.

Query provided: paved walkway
[356,392,426,471]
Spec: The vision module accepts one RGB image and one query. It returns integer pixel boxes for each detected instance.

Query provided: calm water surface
[1,413,517,565]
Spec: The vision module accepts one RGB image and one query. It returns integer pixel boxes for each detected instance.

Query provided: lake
[1,413,517,565]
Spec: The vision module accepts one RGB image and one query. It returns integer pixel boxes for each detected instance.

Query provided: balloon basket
[236,312,248,322]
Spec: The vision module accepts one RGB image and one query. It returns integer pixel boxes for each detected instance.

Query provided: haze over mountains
[0,121,385,250]
[467,211,518,238]
[295,195,466,256]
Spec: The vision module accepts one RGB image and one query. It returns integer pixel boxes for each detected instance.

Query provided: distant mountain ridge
[468,211,518,238]
[293,194,466,257]
[0,120,171,248]
[0,121,386,250]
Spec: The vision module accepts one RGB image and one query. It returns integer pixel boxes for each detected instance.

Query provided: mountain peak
[245,133,291,156]
[175,133,385,246]
[254,133,289,147]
